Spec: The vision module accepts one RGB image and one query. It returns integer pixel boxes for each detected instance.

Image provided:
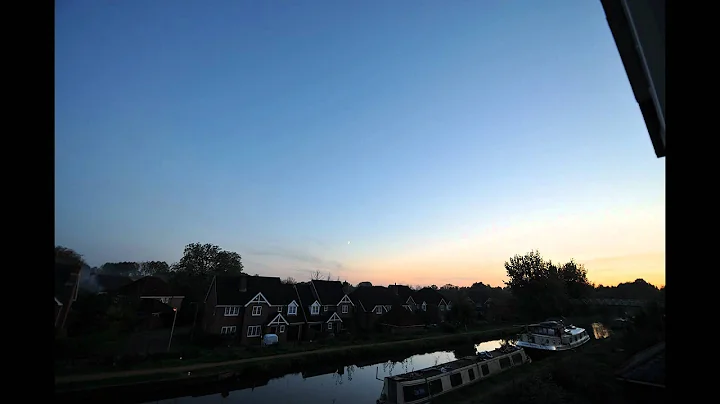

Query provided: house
[376,303,425,334]
[202,275,303,345]
[294,281,348,338]
[413,287,451,322]
[388,284,418,311]
[55,261,82,332]
[116,276,185,308]
[349,286,403,331]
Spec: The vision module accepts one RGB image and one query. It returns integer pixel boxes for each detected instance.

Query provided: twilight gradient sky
[55,1,665,288]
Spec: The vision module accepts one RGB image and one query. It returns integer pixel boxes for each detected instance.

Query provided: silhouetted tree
[172,243,243,275]
[282,277,297,284]
[55,246,85,267]
[139,261,170,276]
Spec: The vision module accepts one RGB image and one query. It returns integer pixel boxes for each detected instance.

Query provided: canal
[121,321,608,404]
[145,339,510,404]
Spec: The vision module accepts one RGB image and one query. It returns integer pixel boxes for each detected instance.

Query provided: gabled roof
[137,298,174,315]
[116,276,182,298]
[412,287,446,305]
[215,275,286,305]
[349,286,403,311]
[311,280,347,305]
[389,284,415,304]
[293,282,317,319]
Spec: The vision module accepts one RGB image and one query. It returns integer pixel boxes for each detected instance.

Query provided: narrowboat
[376,345,530,404]
[515,319,591,352]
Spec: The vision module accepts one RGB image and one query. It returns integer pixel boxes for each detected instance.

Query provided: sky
[55,1,665,289]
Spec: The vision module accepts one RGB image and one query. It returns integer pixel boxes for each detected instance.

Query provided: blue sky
[55,1,665,287]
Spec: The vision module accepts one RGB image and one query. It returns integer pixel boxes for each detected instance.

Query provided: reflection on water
[147,340,506,404]
[592,322,610,339]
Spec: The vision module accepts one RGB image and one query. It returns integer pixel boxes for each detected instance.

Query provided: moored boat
[376,345,530,404]
[515,319,591,352]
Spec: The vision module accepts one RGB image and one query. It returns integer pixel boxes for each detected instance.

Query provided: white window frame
[422,303,427,311]
[288,304,297,315]
[327,323,333,330]
[159,297,170,304]
[278,306,283,313]
[375,306,383,315]
[221,326,237,335]
[324,306,328,312]
[251,306,262,316]
[224,306,240,316]
[279,325,285,333]
[310,302,320,315]
[247,325,261,337]
[341,305,348,314]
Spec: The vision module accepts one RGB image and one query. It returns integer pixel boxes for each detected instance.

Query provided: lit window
[252,306,262,316]
[224,306,240,316]
[247,325,261,337]
[221,326,237,335]
[279,325,285,333]
[342,305,348,314]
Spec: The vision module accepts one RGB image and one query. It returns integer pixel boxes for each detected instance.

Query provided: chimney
[239,274,248,292]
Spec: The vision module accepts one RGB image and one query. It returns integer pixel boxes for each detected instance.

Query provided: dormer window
[311,302,320,315]
[288,302,298,315]
[375,306,383,314]
[422,302,427,311]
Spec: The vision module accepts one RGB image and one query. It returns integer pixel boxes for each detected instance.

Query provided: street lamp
[167,307,178,352]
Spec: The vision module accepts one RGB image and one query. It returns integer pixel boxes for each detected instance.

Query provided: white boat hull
[516,334,591,351]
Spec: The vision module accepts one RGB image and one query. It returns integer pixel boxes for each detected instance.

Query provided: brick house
[309,280,355,333]
[412,287,451,323]
[349,286,403,331]
[55,261,82,332]
[202,275,302,345]
[388,284,418,311]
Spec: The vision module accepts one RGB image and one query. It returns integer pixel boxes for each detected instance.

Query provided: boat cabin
[519,321,590,348]
[378,346,529,404]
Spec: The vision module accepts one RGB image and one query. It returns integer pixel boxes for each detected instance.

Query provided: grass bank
[56,325,521,397]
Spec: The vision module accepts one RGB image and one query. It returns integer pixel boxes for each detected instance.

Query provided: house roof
[215,275,286,306]
[311,280,346,305]
[116,276,181,298]
[389,284,415,303]
[55,261,81,304]
[412,288,446,305]
[294,282,318,319]
[349,286,402,311]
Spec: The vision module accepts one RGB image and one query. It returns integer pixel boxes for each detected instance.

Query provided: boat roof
[386,346,522,383]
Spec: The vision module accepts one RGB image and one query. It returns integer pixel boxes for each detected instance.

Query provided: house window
[324,306,328,312]
[311,304,320,315]
[221,326,237,335]
[440,305,445,311]
[327,323,333,330]
[279,325,285,333]
[375,306,383,314]
[422,303,427,311]
[342,305,348,314]
[224,306,240,316]
[159,297,170,304]
[288,305,297,315]
[278,306,283,313]
[251,306,262,316]
[247,325,261,337]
